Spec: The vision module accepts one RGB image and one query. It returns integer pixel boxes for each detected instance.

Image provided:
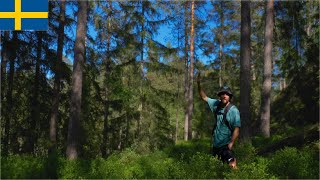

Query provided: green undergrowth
[1,140,319,179]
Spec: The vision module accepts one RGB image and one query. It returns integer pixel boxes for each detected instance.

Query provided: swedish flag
[0,0,48,31]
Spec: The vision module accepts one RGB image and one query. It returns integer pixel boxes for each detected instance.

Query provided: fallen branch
[257,126,319,155]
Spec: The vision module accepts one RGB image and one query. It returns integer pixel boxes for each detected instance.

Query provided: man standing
[197,73,241,169]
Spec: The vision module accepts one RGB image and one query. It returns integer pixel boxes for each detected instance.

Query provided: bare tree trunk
[1,32,9,103]
[138,1,146,137]
[66,0,88,160]
[125,112,129,148]
[101,0,112,158]
[175,74,180,143]
[118,126,123,150]
[187,0,195,140]
[219,43,223,87]
[218,1,224,87]
[184,1,189,101]
[28,32,42,154]
[306,1,311,37]
[175,15,182,143]
[240,0,251,141]
[2,32,12,156]
[184,1,190,141]
[0,32,6,125]
[49,0,65,153]
[260,0,274,138]
[251,51,256,81]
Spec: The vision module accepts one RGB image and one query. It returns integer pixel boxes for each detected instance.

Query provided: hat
[217,86,233,97]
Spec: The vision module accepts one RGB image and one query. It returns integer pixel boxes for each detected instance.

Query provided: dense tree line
[1,0,318,159]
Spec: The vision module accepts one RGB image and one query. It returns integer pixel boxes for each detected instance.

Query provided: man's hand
[228,142,234,150]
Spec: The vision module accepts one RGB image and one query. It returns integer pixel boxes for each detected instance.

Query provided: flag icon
[0,0,48,31]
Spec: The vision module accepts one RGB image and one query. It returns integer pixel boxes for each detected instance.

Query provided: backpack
[212,102,234,135]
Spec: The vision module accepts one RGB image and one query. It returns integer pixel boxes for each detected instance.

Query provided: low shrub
[233,142,256,163]
[225,157,277,179]
[110,149,144,179]
[164,139,211,161]
[2,141,318,179]
[268,146,319,179]
[186,152,225,179]
[1,155,46,179]
[57,158,90,179]
[138,151,180,178]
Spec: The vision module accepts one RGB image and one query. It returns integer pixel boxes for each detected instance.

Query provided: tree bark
[183,1,190,141]
[175,73,180,143]
[138,1,146,137]
[66,0,88,160]
[28,32,42,154]
[175,11,182,143]
[239,0,251,141]
[185,0,195,141]
[49,0,65,154]
[260,0,274,138]
[1,32,9,103]
[2,32,12,156]
[101,0,112,158]
[218,1,224,87]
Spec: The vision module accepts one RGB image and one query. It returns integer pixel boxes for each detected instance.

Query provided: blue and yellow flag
[0,0,48,31]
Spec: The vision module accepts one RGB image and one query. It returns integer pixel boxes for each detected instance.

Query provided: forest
[1,0,319,179]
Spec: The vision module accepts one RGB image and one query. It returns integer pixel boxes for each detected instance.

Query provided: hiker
[196,72,241,169]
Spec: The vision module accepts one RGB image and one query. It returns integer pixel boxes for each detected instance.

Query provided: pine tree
[67,0,88,160]
[2,32,14,156]
[50,0,66,153]
[186,0,195,141]
[240,0,251,141]
[183,1,190,141]
[260,0,274,138]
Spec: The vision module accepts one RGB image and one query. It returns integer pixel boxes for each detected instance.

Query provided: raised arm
[197,72,208,102]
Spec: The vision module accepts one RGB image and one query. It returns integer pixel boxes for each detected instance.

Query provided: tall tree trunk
[184,1,189,101]
[185,0,195,141]
[125,112,129,148]
[219,43,223,87]
[175,68,181,143]
[260,0,274,138]
[305,1,315,38]
[2,32,13,156]
[66,0,88,160]
[175,15,182,143]
[28,32,42,154]
[49,0,65,154]
[184,1,190,141]
[138,1,146,137]
[218,1,224,87]
[101,0,112,158]
[1,32,9,103]
[239,0,251,141]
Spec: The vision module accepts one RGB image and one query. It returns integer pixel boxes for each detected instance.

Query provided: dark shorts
[212,145,235,163]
